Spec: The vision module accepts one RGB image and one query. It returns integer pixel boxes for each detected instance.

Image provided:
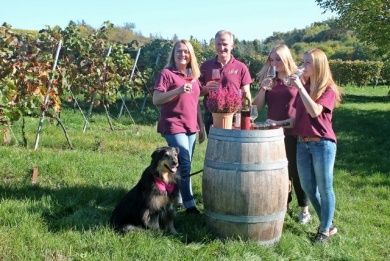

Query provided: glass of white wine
[261,65,276,90]
[283,65,304,86]
[250,105,258,128]
[267,65,276,79]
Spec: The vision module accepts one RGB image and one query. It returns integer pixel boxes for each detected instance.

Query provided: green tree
[316,0,390,55]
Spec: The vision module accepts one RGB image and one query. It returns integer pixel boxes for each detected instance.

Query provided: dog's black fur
[110,146,180,234]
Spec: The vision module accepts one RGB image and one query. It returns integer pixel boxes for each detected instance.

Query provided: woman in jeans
[153,40,205,214]
[289,48,342,242]
[253,44,311,224]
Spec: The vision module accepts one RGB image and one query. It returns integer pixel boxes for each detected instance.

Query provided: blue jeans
[164,133,197,209]
[296,139,336,233]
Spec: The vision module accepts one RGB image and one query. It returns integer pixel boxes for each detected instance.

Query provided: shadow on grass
[334,104,390,179]
[0,184,123,231]
[343,94,390,104]
[0,183,217,243]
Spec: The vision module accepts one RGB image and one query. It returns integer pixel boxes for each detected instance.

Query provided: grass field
[0,86,389,260]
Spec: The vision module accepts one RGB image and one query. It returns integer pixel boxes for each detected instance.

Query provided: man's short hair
[215,30,234,44]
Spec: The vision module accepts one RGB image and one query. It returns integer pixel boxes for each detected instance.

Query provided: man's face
[215,33,233,60]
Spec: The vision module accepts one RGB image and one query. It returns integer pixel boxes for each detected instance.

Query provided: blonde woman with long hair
[153,40,205,214]
[289,48,342,243]
[253,44,311,224]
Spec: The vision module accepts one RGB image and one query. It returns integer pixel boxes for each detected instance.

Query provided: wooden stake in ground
[31,166,39,184]
[2,126,11,145]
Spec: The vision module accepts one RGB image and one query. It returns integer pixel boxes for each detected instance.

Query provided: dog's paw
[168,223,178,235]
[169,228,178,235]
[120,225,142,234]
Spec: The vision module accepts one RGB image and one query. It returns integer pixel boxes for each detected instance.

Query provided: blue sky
[1,0,334,41]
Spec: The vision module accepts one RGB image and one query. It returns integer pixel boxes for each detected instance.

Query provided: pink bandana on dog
[154,178,175,194]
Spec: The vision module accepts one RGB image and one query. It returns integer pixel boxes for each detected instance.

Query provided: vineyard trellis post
[118,48,141,119]
[33,40,72,151]
[141,53,160,113]
[83,46,113,133]
[66,81,90,131]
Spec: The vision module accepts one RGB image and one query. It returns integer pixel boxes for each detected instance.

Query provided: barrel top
[208,127,284,142]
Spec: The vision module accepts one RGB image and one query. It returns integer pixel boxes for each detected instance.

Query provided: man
[200,30,252,134]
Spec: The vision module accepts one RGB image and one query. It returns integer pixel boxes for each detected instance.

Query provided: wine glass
[261,65,276,89]
[211,69,221,82]
[266,66,276,79]
[184,68,193,82]
[295,65,305,76]
[283,65,304,86]
[250,105,258,127]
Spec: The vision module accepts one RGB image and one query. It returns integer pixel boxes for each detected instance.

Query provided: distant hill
[261,19,380,61]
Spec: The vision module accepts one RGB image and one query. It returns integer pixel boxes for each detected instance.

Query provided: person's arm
[290,76,323,118]
[252,88,266,111]
[241,84,251,103]
[153,83,192,106]
[252,78,273,111]
[265,118,294,128]
[197,104,206,143]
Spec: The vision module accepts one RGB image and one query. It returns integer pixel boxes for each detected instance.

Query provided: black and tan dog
[110,146,180,234]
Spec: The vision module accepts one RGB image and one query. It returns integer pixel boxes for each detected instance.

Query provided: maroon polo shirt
[200,56,252,111]
[293,85,337,142]
[265,79,298,136]
[154,68,201,135]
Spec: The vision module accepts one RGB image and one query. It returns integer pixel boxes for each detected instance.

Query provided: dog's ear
[151,147,167,166]
[151,147,163,161]
[174,147,180,154]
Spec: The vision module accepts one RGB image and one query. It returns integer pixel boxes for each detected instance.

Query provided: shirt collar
[213,55,236,67]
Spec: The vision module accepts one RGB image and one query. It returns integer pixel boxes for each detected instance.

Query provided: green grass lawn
[0,86,389,260]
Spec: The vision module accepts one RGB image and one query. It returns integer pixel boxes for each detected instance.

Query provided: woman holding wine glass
[153,40,205,215]
[252,44,311,224]
[289,48,342,242]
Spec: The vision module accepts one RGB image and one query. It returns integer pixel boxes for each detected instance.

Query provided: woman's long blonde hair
[257,44,297,83]
[305,49,342,106]
[165,40,200,79]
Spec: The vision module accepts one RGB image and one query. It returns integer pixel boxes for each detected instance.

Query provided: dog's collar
[154,177,175,194]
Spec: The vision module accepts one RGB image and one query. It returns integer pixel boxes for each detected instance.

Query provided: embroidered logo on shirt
[226,69,239,75]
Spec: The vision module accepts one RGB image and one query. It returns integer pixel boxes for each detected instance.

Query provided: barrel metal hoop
[208,134,282,143]
[208,128,284,143]
[205,209,286,223]
[204,159,288,171]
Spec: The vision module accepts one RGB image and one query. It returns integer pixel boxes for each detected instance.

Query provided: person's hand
[198,126,206,144]
[260,78,273,91]
[265,118,293,128]
[265,118,278,126]
[288,75,304,90]
[182,83,193,94]
[205,81,219,93]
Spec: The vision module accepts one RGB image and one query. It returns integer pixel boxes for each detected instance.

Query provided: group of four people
[152,30,341,243]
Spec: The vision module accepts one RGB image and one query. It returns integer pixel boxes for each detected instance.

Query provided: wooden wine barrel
[202,127,289,245]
